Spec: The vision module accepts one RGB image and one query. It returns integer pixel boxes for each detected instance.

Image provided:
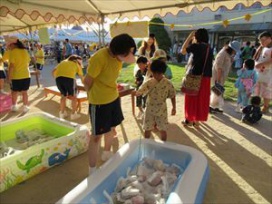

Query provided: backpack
[240,72,254,95]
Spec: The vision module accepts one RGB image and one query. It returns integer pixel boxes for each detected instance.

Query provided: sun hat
[151,49,167,60]
[4,36,18,46]
[228,41,241,52]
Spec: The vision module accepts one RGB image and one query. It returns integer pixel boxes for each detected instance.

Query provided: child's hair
[67,55,82,65]
[244,59,255,70]
[136,56,148,64]
[251,96,261,106]
[150,59,167,74]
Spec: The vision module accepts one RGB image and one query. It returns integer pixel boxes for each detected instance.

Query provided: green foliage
[149,18,172,53]
[118,63,239,102]
[137,40,142,49]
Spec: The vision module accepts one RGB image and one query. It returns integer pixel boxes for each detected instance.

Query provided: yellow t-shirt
[35,49,45,65]
[86,47,122,105]
[0,54,3,71]
[2,50,10,62]
[9,48,30,79]
[54,60,83,79]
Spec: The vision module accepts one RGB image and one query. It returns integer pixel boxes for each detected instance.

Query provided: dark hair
[150,59,167,74]
[65,38,69,42]
[67,54,82,65]
[244,59,255,70]
[110,34,136,56]
[149,33,155,38]
[258,31,271,39]
[251,96,261,106]
[14,39,26,49]
[246,41,251,46]
[194,28,209,43]
[136,56,148,64]
[225,47,233,55]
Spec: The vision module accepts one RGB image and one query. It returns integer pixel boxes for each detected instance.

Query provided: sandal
[193,121,200,128]
[181,119,193,127]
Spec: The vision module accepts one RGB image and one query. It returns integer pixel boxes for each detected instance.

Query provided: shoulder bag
[181,45,210,96]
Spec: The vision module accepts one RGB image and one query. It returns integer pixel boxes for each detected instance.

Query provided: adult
[134,34,158,76]
[180,28,213,127]
[210,40,241,113]
[83,34,136,174]
[241,41,252,63]
[63,38,73,59]
[138,33,158,59]
[7,37,31,113]
[253,31,272,113]
[52,55,84,120]
[34,43,45,77]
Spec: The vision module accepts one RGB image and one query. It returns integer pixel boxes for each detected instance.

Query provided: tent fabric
[0,0,271,34]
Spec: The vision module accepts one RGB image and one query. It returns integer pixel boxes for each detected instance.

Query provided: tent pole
[101,14,105,46]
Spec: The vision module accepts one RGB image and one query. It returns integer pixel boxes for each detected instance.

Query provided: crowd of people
[0,30,271,174]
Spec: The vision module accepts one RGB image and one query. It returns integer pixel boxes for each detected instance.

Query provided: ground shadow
[194,122,272,203]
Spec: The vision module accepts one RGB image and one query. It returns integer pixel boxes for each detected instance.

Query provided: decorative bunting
[244,13,252,21]
[222,20,229,28]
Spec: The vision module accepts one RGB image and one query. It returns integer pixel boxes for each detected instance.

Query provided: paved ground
[0,60,271,204]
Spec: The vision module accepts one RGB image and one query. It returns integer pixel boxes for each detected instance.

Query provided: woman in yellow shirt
[7,37,31,113]
[34,43,45,76]
[52,55,84,120]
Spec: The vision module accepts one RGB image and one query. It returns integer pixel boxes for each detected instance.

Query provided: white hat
[4,36,18,46]
[228,41,241,52]
[151,49,167,60]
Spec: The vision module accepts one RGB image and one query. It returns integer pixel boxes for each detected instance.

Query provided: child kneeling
[242,96,262,124]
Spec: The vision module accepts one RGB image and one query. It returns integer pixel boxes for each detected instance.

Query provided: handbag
[211,82,225,96]
[181,45,210,96]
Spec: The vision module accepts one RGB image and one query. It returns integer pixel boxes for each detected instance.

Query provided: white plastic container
[57,139,209,204]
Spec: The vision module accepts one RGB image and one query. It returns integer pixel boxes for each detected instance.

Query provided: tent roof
[0,0,271,34]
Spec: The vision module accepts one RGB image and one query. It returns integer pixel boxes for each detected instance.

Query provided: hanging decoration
[244,13,252,21]
[148,8,271,29]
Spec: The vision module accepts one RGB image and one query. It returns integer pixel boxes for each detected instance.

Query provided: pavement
[0,59,271,204]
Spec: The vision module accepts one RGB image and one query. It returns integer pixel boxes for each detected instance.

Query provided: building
[161,2,272,50]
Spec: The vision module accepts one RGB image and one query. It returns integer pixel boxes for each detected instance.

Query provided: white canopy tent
[1,0,271,43]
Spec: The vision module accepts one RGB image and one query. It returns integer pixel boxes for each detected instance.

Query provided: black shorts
[0,70,6,79]
[10,78,31,91]
[89,97,124,135]
[36,63,43,71]
[56,77,76,97]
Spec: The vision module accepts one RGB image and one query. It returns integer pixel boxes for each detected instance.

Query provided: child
[152,49,173,80]
[242,96,262,124]
[235,59,258,112]
[136,59,176,141]
[52,55,84,120]
[135,56,148,119]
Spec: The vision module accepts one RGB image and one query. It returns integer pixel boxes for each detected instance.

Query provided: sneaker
[71,112,80,120]
[214,108,223,113]
[59,111,68,119]
[101,151,114,162]
[23,106,30,113]
[11,105,18,112]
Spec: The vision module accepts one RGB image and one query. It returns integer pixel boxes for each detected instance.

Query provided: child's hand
[171,108,176,115]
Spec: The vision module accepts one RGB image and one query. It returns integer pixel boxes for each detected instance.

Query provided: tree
[149,18,172,54]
